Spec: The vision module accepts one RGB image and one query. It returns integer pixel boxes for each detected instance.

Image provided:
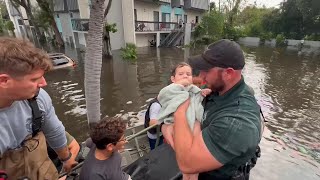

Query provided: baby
[157,62,211,180]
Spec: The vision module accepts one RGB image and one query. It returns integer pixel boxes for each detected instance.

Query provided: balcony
[171,0,184,7]
[184,0,209,11]
[136,0,170,4]
[53,0,79,12]
[71,19,89,32]
[135,21,179,32]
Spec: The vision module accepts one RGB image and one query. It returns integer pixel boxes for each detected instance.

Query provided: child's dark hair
[90,117,126,150]
[171,62,191,76]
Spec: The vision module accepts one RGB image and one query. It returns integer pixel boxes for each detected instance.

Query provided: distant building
[5,0,209,49]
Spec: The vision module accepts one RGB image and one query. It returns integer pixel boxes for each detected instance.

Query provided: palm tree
[84,0,106,125]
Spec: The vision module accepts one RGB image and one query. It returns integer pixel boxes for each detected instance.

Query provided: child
[144,98,164,150]
[79,117,131,180]
[157,62,211,180]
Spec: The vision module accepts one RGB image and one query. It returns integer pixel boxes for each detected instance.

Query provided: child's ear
[170,76,175,83]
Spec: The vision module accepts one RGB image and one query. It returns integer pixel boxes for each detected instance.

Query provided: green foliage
[104,23,117,33]
[0,21,3,33]
[5,21,15,32]
[121,43,137,60]
[275,34,286,46]
[260,0,320,40]
[304,34,320,41]
[192,11,224,45]
[33,7,52,31]
[0,0,9,20]
[191,0,319,48]
[259,32,273,43]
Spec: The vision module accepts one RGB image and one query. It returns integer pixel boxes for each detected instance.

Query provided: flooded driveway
[44,45,320,179]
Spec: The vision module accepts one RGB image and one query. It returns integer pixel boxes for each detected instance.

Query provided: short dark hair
[171,62,191,76]
[90,117,126,150]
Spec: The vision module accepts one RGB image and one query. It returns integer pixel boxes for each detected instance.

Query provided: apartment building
[4,0,38,43]
[5,0,209,49]
[66,0,208,49]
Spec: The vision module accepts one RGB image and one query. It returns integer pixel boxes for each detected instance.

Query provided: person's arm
[65,132,80,162]
[37,89,77,172]
[161,124,175,149]
[173,99,259,174]
[173,99,222,174]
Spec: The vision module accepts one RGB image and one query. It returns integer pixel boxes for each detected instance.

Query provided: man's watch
[60,151,72,163]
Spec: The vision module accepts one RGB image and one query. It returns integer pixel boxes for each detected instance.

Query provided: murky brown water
[44,45,320,179]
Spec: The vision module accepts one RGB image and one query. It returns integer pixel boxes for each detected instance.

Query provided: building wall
[134,1,161,22]
[70,12,81,19]
[184,9,203,23]
[54,15,63,33]
[78,32,87,46]
[78,0,90,18]
[122,0,136,45]
[136,33,155,47]
[105,0,125,50]
[58,13,74,44]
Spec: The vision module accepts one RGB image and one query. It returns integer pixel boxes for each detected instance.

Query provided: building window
[195,16,199,23]
[70,13,73,18]
[57,14,59,18]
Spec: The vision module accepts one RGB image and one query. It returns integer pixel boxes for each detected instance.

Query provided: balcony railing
[135,21,180,32]
[184,0,209,10]
[171,0,184,7]
[71,19,89,32]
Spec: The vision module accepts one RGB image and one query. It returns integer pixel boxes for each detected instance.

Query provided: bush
[259,32,273,44]
[223,26,245,41]
[275,34,286,46]
[5,21,14,32]
[121,43,137,60]
[304,34,320,41]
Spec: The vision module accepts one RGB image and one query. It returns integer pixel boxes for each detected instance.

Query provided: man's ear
[225,68,236,80]
[106,143,114,151]
[0,74,10,88]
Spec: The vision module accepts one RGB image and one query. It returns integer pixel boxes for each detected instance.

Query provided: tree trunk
[51,20,64,47]
[103,25,112,57]
[102,0,113,57]
[36,0,64,47]
[85,0,106,125]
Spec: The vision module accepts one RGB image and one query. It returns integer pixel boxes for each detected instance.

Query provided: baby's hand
[201,88,212,97]
[175,79,192,87]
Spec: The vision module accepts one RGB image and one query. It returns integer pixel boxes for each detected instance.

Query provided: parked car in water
[48,53,76,70]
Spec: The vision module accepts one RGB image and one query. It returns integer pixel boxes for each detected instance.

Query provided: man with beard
[0,37,77,179]
[161,39,262,180]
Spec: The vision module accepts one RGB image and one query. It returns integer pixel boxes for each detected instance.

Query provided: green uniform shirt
[200,77,262,178]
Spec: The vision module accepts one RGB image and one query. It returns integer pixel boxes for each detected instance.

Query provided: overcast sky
[210,0,283,8]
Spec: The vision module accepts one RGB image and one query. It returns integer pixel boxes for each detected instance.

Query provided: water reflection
[44,45,320,179]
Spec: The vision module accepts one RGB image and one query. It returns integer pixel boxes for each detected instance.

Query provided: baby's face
[171,66,193,85]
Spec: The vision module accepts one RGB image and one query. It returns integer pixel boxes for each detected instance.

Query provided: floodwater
[44,44,320,180]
